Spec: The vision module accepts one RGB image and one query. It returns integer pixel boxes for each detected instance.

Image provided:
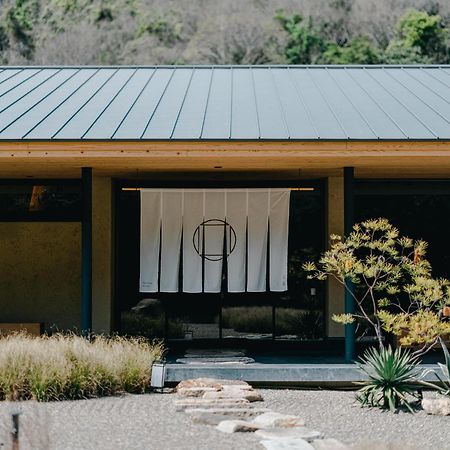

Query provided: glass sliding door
[115,180,325,346]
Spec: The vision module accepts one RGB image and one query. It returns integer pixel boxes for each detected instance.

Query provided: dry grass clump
[0,333,164,401]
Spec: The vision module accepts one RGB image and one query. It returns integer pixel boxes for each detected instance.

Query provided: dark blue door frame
[344,167,355,362]
[81,167,92,336]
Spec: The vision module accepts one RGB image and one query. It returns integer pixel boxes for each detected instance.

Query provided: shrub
[304,218,450,353]
[0,333,164,401]
[356,345,424,412]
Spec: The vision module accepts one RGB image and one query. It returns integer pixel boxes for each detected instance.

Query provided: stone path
[174,378,347,449]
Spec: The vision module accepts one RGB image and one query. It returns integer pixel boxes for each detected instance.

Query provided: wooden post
[81,167,92,336]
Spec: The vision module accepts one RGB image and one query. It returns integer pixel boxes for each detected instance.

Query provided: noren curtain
[140,188,290,293]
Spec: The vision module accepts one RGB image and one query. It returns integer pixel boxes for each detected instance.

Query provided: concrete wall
[0,222,81,332]
[326,174,345,338]
[92,175,113,334]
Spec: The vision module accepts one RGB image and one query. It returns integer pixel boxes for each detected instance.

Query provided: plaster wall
[0,222,81,332]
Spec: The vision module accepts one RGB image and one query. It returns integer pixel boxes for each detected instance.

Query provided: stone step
[255,428,324,442]
[260,438,315,450]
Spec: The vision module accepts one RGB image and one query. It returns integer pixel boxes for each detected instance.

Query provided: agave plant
[356,345,425,412]
[422,338,450,396]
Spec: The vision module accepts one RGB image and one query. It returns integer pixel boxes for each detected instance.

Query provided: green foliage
[385,9,449,63]
[275,11,326,64]
[4,0,40,56]
[423,338,450,396]
[322,36,381,64]
[357,345,424,412]
[304,218,450,351]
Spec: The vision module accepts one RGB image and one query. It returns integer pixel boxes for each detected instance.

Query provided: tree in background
[322,36,382,64]
[385,8,449,63]
[275,12,326,64]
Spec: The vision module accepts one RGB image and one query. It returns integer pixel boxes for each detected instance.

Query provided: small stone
[216,419,260,433]
[422,396,450,415]
[177,387,218,397]
[260,438,315,450]
[176,378,249,391]
[203,389,263,402]
[252,412,305,428]
[255,428,324,442]
[312,438,350,450]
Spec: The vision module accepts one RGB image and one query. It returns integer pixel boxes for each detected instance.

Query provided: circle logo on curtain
[193,219,237,261]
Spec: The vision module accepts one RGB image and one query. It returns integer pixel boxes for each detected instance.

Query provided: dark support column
[81,167,93,336]
[344,167,356,362]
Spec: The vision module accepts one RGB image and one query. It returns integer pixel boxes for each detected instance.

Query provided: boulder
[260,439,315,450]
[216,419,260,433]
[252,412,305,428]
[422,396,450,415]
[312,438,350,450]
[255,428,323,442]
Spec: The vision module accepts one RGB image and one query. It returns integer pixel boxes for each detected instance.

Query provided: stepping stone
[255,428,323,442]
[252,412,305,428]
[216,419,260,433]
[312,438,349,450]
[175,399,250,411]
[191,413,248,426]
[260,438,315,450]
[176,378,249,390]
[177,387,218,397]
[184,407,271,417]
[203,389,263,402]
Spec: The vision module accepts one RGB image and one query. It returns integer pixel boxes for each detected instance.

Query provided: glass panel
[166,296,220,340]
[0,183,81,220]
[222,305,273,340]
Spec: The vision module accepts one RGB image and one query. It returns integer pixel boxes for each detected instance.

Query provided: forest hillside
[0,0,450,65]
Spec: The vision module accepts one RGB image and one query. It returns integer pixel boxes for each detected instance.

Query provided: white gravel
[0,390,448,450]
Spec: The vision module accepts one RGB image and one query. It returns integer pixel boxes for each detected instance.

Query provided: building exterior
[1,65,450,359]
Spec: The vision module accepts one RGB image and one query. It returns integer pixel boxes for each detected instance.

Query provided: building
[1,65,450,360]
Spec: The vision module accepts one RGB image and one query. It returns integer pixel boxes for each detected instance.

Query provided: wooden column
[81,167,92,336]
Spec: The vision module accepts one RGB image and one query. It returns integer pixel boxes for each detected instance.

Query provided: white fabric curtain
[140,188,290,293]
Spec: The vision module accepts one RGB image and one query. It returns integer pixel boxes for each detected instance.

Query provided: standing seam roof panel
[0,69,97,139]
[25,69,115,139]
[231,68,260,139]
[290,68,346,139]
[0,69,75,134]
[376,69,448,137]
[172,69,212,139]
[252,68,289,139]
[0,66,449,141]
[83,69,154,139]
[143,68,194,138]
[54,69,135,139]
[201,68,232,139]
[313,69,377,139]
[113,68,173,139]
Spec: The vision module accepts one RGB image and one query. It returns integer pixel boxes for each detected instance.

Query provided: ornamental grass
[0,333,164,401]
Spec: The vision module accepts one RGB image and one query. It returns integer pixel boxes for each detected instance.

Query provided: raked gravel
[0,390,448,450]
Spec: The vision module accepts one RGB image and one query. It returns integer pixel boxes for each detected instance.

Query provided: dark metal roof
[1,65,450,141]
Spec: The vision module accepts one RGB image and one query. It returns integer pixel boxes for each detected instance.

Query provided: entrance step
[176,348,256,365]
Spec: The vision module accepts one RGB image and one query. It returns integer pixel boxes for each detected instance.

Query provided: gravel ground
[0,390,448,450]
